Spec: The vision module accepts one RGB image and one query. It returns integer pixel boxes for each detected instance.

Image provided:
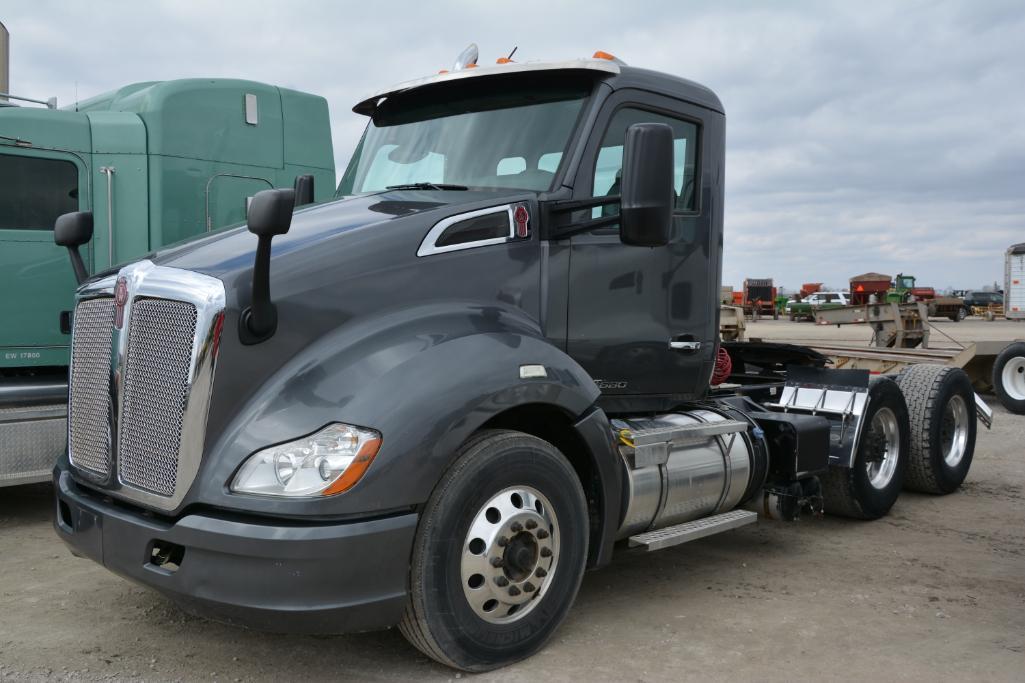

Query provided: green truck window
[591,108,699,218]
[0,154,78,230]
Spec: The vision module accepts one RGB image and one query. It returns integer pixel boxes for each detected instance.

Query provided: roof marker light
[593,50,617,61]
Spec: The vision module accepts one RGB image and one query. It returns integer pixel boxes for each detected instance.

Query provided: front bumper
[53,468,417,634]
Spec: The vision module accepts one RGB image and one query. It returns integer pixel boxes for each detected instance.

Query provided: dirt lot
[1,321,1023,682]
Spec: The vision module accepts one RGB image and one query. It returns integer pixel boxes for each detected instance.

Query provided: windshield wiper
[385,182,469,191]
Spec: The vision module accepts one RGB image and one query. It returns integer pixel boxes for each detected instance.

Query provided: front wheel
[821,377,910,519]
[399,430,589,672]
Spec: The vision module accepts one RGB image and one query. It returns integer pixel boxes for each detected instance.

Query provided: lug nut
[496,536,509,547]
[525,519,538,530]
[537,529,550,539]
[508,586,521,596]
[494,576,509,587]
[490,556,504,567]
[535,567,547,578]
[523,582,536,593]
[540,547,552,558]
[510,522,523,533]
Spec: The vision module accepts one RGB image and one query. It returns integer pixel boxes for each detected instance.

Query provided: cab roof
[353,58,724,116]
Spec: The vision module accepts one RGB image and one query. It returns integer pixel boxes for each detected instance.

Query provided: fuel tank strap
[630,419,748,468]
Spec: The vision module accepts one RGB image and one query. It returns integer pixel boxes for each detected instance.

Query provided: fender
[187,302,622,543]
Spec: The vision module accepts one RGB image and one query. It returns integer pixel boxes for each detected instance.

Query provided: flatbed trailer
[806,340,1023,416]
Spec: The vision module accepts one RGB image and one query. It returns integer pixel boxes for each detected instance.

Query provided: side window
[0,154,78,230]
[590,107,698,218]
[360,144,444,192]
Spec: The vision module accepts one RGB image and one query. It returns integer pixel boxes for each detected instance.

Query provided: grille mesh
[68,298,115,476]
[117,298,197,496]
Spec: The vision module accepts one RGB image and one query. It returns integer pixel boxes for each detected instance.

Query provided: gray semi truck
[52,49,991,672]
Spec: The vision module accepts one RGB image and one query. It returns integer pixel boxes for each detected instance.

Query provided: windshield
[337,76,593,196]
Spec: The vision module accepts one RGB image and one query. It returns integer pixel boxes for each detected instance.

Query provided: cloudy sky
[3,1,1023,290]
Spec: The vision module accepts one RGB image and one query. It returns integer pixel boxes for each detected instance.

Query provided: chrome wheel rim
[460,486,559,624]
[866,407,901,489]
[940,394,970,467]
[1003,357,1025,401]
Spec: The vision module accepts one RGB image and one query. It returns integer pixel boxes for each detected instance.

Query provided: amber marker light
[322,436,383,496]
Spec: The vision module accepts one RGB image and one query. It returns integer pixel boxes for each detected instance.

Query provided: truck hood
[149,188,520,280]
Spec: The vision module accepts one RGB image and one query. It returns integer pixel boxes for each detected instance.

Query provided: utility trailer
[52,48,997,672]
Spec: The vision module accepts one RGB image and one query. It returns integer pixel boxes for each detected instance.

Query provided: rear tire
[896,365,976,493]
[993,342,1025,414]
[399,430,588,672]
[821,377,910,519]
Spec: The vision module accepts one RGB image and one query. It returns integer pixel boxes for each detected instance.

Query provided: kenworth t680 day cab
[0,79,334,486]
[53,49,991,672]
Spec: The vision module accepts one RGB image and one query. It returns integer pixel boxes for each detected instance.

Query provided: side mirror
[247,188,295,237]
[619,122,674,247]
[293,174,315,207]
[240,189,295,344]
[54,211,94,285]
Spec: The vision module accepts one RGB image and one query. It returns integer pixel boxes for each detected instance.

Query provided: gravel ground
[1,321,1023,682]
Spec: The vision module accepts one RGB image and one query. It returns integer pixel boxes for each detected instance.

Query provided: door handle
[669,339,701,351]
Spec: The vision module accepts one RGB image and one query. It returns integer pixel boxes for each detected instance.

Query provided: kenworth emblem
[113,276,129,329]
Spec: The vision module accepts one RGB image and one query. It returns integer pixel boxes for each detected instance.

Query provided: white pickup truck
[786,292,850,320]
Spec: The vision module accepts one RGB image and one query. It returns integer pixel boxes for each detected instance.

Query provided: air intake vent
[68,298,115,476]
[117,298,197,496]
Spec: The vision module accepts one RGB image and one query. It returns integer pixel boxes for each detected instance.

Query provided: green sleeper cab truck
[0,78,334,486]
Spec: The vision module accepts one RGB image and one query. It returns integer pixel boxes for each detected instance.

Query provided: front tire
[821,377,910,519]
[896,365,976,493]
[399,430,589,672]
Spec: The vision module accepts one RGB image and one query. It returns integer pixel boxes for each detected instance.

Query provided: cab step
[628,509,758,551]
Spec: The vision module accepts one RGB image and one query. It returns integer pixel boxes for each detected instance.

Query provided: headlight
[230,423,382,498]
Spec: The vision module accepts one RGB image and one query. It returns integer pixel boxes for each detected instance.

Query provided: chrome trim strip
[417,204,516,257]
[974,393,994,429]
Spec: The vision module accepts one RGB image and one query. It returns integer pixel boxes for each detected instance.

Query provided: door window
[591,107,698,218]
[0,154,79,230]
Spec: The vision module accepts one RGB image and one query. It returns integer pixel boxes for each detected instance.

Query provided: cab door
[0,149,86,367]
[563,90,718,401]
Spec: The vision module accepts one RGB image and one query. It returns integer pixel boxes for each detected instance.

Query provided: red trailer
[850,272,892,305]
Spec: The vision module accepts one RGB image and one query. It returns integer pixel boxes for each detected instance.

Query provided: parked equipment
[53,49,993,672]
[743,278,778,319]
[1,79,334,487]
[850,272,892,305]
[1006,243,1025,321]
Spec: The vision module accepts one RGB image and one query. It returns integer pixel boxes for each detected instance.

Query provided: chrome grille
[117,298,198,496]
[68,298,115,476]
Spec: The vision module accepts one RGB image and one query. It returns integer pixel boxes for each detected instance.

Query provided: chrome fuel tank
[615,410,757,539]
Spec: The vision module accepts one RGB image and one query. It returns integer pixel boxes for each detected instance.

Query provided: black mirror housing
[54,211,94,247]
[247,188,295,237]
[619,123,675,247]
[54,211,94,285]
[293,174,315,207]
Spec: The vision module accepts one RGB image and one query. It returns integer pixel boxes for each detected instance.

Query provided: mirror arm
[239,235,277,344]
[546,215,620,240]
[66,245,89,285]
[547,195,621,214]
